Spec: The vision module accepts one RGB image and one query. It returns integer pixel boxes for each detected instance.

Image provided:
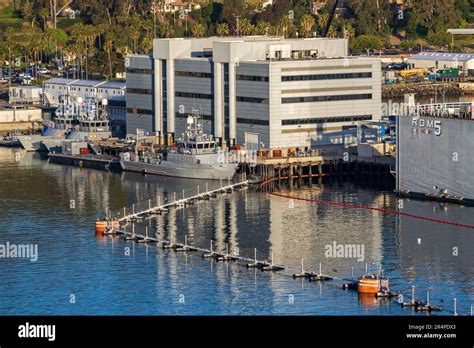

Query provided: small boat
[358,274,389,294]
[357,265,389,294]
[0,131,21,147]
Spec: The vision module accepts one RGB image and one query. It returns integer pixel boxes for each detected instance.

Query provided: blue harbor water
[0,147,472,315]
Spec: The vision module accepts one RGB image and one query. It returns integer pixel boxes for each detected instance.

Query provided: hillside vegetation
[0,0,472,79]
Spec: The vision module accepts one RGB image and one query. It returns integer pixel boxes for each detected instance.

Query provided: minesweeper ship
[120,110,238,180]
[396,101,474,203]
[17,97,111,151]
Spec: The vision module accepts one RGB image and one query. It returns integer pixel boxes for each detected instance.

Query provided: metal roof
[409,52,474,62]
[45,78,79,85]
[100,81,126,89]
[71,80,105,87]
[45,78,125,89]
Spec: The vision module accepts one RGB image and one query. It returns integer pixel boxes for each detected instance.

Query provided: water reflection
[0,148,472,315]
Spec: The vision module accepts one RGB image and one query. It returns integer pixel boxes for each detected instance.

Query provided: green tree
[254,21,271,35]
[239,18,254,36]
[344,23,356,40]
[278,16,294,38]
[21,0,35,27]
[104,29,115,79]
[216,22,230,36]
[349,0,392,36]
[300,14,315,38]
[160,22,175,38]
[351,35,384,53]
[191,22,206,38]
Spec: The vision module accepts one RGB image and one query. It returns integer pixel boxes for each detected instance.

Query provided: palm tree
[4,28,17,80]
[21,1,35,27]
[104,30,115,80]
[327,26,338,38]
[69,23,88,78]
[254,21,271,35]
[216,23,230,37]
[38,7,50,31]
[191,22,206,38]
[278,16,294,38]
[344,22,356,40]
[160,22,175,38]
[239,18,254,36]
[318,12,329,32]
[300,14,315,38]
[128,13,142,53]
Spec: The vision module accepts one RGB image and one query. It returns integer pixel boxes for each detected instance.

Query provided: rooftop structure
[43,79,126,106]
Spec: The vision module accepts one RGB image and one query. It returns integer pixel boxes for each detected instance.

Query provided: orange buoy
[358,275,389,294]
[95,220,107,234]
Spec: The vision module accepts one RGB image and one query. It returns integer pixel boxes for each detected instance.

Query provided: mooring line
[259,178,474,229]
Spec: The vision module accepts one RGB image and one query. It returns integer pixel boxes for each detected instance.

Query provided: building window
[281,72,372,82]
[236,75,269,82]
[126,108,153,115]
[282,115,372,125]
[282,93,372,104]
[237,96,269,104]
[175,91,212,99]
[126,68,153,74]
[175,71,212,78]
[237,118,269,125]
[127,88,153,95]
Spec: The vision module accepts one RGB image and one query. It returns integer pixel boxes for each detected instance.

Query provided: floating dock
[48,152,122,172]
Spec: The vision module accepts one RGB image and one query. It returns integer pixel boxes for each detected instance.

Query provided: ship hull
[397,115,474,202]
[17,135,52,152]
[121,160,237,180]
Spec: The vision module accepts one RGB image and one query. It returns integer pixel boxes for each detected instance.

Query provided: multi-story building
[126,36,381,150]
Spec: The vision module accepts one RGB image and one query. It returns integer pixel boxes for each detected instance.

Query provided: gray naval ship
[17,97,111,151]
[120,110,238,180]
[397,101,474,203]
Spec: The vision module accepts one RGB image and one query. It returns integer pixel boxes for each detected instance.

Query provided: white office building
[126,36,381,149]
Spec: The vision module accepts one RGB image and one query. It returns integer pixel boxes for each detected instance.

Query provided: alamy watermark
[325,241,365,262]
[217,149,257,164]
[0,242,38,262]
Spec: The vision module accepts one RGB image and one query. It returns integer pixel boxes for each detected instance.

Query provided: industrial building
[407,52,474,76]
[126,36,382,150]
[43,78,126,106]
[8,86,43,105]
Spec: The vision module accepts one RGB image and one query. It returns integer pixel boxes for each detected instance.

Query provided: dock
[115,180,249,224]
[246,152,394,182]
[48,152,122,172]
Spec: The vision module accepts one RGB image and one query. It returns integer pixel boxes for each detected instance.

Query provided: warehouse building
[408,52,474,76]
[126,36,382,149]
